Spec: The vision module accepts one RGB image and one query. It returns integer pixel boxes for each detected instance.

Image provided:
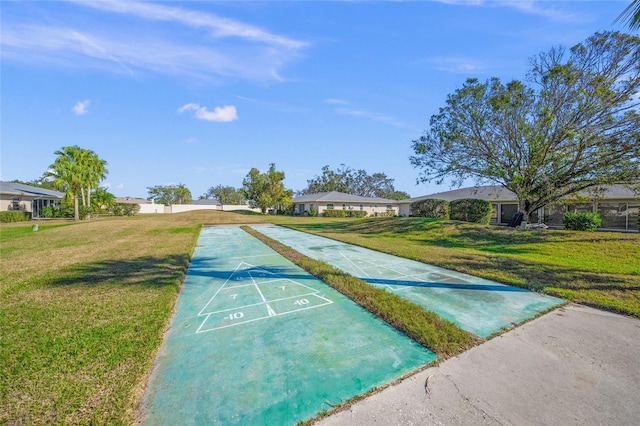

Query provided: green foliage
[410,31,640,221]
[322,209,347,217]
[0,211,31,222]
[41,206,55,218]
[411,199,450,219]
[450,199,492,224]
[242,163,293,214]
[346,210,367,218]
[563,212,602,231]
[108,203,141,216]
[147,184,192,205]
[203,185,246,204]
[300,164,407,199]
[46,145,108,221]
[309,208,317,217]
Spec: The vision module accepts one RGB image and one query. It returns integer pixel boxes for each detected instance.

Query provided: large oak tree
[410,31,640,222]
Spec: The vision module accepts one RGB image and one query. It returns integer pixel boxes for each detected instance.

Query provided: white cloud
[178,103,238,123]
[1,1,308,83]
[325,98,349,105]
[427,57,486,73]
[335,107,407,128]
[72,100,90,115]
[435,0,586,24]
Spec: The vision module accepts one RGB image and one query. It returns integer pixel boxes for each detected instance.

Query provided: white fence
[138,203,261,214]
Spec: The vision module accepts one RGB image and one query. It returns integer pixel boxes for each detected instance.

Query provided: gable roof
[0,181,65,199]
[401,184,639,204]
[293,191,398,204]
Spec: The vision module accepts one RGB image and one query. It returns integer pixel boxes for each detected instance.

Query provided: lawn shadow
[48,254,191,288]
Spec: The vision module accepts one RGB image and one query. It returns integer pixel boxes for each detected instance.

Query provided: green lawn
[285,217,640,317]
[1,213,637,424]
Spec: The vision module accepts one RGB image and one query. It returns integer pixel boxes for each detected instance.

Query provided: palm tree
[616,0,640,30]
[46,146,85,221]
[83,150,108,213]
[46,146,109,221]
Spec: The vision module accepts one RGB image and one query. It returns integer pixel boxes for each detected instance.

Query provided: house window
[386,205,392,210]
[342,204,346,210]
[327,203,334,210]
[359,204,363,211]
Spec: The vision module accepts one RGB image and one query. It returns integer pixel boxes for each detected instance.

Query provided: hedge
[0,211,31,223]
[322,209,347,218]
[449,199,492,224]
[411,199,450,219]
[563,212,602,231]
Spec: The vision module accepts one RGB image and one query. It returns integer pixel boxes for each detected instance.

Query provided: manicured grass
[285,217,640,317]
[243,226,480,358]
[0,212,268,425]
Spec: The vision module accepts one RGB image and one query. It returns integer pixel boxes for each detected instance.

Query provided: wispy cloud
[1,1,308,83]
[76,0,308,49]
[427,57,487,74]
[178,103,238,123]
[435,0,587,23]
[325,98,349,105]
[72,100,90,115]
[336,107,407,128]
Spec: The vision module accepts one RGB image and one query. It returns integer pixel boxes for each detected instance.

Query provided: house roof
[293,191,398,204]
[115,197,151,204]
[0,181,65,199]
[401,184,639,204]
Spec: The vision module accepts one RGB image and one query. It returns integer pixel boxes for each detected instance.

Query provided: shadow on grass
[48,254,191,288]
[447,254,640,293]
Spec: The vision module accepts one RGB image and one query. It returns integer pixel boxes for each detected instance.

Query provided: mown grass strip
[242,226,480,359]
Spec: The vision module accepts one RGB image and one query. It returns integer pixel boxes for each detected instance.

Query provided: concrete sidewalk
[317,304,640,425]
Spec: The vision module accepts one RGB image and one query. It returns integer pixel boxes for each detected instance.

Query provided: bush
[309,209,317,217]
[411,199,450,219]
[41,206,55,218]
[322,209,347,218]
[450,199,492,224]
[0,211,31,223]
[345,210,367,218]
[563,212,602,231]
[108,203,140,216]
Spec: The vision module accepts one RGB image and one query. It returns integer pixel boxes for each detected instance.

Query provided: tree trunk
[73,193,80,222]
[80,186,86,207]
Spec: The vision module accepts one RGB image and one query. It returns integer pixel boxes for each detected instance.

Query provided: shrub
[322,209,347,218]
[0,211,31,223]
[450,199,492,224]
[41,206,55,218]
[384,209,396,217]
[563,212,602,231]
[345,210,367,218]
[411,199,450,219]
[309,209,317,217]
[108,203,140,216]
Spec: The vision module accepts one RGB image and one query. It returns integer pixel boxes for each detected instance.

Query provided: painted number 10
[226,312,244,320]
[294,299,309,306]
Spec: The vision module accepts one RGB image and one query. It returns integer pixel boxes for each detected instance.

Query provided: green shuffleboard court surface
[250,224,564,338]
[140,225,436,425]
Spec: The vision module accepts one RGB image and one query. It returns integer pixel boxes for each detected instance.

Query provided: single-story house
[292,191,400,217]
[399,184,639,232]
[0,181,65,218]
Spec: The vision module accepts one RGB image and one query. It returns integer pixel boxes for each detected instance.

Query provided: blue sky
[1,1,633,199]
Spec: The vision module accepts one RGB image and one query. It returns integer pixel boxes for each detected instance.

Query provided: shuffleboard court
[250,224,563,338]
[140,225,436,425]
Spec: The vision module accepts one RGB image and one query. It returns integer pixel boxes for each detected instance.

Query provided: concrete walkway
[317,304,640,425]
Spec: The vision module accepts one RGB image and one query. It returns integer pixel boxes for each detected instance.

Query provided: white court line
[196,296,333,333]
[198,262,246,316]
[339,251,369,277]
[201,290,321,315]
[249,270,267,302]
